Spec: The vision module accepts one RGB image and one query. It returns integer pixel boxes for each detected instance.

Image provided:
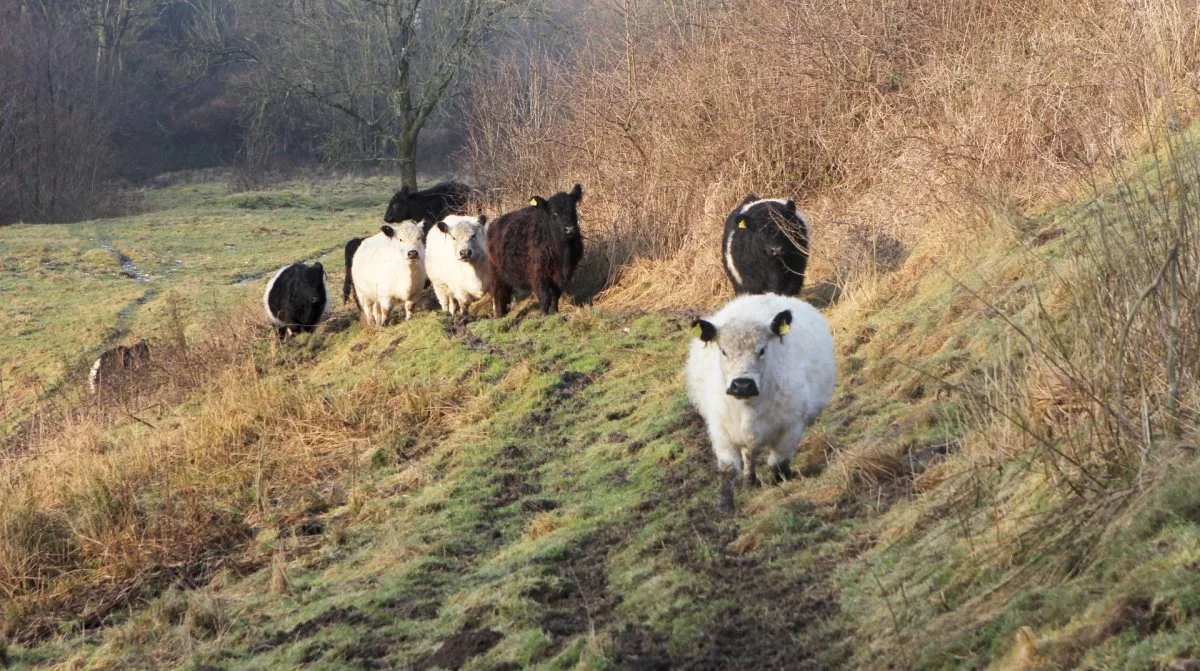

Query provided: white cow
[351,222,427,326]
[425,214,490,316]
[686,293,836,511]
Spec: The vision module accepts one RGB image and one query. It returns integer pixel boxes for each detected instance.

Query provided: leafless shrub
[0,9,121,224]
[465,0,1200,308]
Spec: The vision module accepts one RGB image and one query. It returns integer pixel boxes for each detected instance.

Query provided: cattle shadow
[802,280,843,310]
[567,240,619,307]
[321,311,358,334]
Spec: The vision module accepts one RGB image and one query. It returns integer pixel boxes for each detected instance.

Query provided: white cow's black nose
[727,378,759,398]
[407,250,419,260]
[459,249,471,260]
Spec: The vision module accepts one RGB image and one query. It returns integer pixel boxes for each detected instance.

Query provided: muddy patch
[521,498,559,513]
[527,531,622,659]
[256,605,369,651]
[485,470,540,510]
[378,335,405,360]
[322,312,357,334]
[610,413,852,670]
[413,628,503,671]
[519,369,602,434]
[376,593,441,621]
[299,641,332,664]
[440,317,509,356]
[336,637,393,669]
[99,239,151,282]
[612,624,673,671]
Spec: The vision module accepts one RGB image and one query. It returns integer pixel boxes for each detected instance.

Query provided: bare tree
[0,3,118,223]
[194,0,535,187]
[88,0,161,80]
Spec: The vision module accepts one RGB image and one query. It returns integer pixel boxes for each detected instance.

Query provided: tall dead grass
[0,298,464,641]
[464,0,1200,309]
[849,127,1200,659]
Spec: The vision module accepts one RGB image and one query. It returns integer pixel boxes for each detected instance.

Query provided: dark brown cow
[485,184,584,317]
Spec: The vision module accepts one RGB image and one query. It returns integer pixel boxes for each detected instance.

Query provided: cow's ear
[529,196,547,208]
[770,310,792,338]
[381,225,395,238]
[570,184,583,202]
[436,220,450,234]
[691,318,717,342]
[477,214,488,226]
[741,193,758,205]
[312,262,323,272]
[785,200,797,212]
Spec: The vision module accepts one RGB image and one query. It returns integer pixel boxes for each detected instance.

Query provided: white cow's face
[693,309,794,400]
[437,215,486,263]
[393,220,425,263]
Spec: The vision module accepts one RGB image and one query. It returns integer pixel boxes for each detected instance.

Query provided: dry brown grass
[0,295,469,642]
[465,0,1200,310]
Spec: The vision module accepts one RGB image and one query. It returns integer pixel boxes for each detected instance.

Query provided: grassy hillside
[2,136,1198,670]
[0,177,396,433]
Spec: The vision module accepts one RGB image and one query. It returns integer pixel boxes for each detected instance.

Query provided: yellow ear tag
[691,324,703,338]
[530,198,539,206]
[737,218,747,229]
[778,323,790,335]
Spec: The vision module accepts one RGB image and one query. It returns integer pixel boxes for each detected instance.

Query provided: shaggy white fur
[351,222,427,325]
[686,293,836,510]
[426,215,490,316]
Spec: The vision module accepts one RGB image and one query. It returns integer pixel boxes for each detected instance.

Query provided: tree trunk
[397,133,418,189]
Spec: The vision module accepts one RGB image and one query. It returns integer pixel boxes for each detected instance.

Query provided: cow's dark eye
[757,347,766,357]
[718,347,727,357]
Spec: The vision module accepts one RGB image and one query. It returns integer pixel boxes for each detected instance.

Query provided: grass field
[0,177,396,432]
[1,148,1198,669]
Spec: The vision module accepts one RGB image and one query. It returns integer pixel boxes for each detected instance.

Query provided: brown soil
[413,628,504,670]
[256,605,370,651]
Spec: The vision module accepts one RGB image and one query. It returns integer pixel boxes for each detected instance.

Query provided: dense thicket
[463,0,1200,306]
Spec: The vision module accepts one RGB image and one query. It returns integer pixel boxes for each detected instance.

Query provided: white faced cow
[425,214,490,316]
[686,293,836,511]
[351,222,427,326]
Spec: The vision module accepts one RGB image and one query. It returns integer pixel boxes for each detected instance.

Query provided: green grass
[2,304,860,670]
[3,153,1199,669]
[0,177,397,434]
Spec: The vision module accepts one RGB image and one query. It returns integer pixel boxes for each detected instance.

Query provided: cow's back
[487,207,540,290]
[265,263,328,330]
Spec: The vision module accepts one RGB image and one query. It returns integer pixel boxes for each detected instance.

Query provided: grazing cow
[686,293,836,512]
[722,194,811,296]
[426,214,490,316]
[263,262,330,338]
[486,184,584,317]
[89,341,151,396]
[351,222,427,325]
[342,237,364,308]
[384,181,474,237]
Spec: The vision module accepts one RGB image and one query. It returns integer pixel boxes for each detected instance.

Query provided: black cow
[486,184,584,317]
[342,237,364,308]
[722,195,810,296]
[263,262,329,338]
[383,181,474,237]
[89,341,151,396]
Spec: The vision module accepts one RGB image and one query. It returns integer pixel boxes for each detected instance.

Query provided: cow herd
[92,179,834,511]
